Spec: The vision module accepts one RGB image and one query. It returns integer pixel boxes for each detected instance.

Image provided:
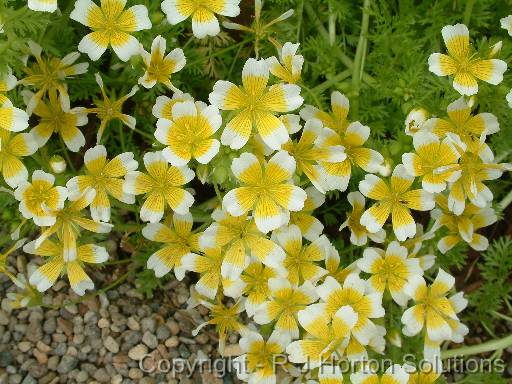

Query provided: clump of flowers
[1,4,512,384]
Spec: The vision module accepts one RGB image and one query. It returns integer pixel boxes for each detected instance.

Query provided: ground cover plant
[1,0,512,382]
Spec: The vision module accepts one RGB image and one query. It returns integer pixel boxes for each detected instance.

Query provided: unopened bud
[489,41,502,58]
[212,166,228,184]
[196,164,210,184]
[378,158,392,177]
[387,329,402,348]
[467,96,476,108]
[49,155,66,174]
[150,11,164,24]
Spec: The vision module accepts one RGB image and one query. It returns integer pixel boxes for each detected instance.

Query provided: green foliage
[1,0,512,381]
[468,236,512,328]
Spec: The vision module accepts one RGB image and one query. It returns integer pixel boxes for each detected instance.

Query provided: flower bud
[212,166,228,184]
[49,155,66,174]
[489,41,502,58]
[150,11,164,24]
[378,158,392,177]
[387,328,402,348]
[196,164,210,184]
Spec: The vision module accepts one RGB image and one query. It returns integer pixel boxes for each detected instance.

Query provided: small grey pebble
[57,355,78,374]
[142,331,158,349]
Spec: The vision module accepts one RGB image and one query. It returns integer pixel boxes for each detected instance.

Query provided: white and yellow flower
[401,224,436,271]
[402,132,461,193]
[289,186,325,241]
[66,145,138,222]
[316,365,345,384]
[235,331,291,384]
[300,91,350,134]
[89,73,138,143]
[35,191,113,263]
[152,92,194,120]
[155,100,221,166]
[25,236,108,295]
[500,15,512,36]
[318,123,384,191]
[200,209,286,277]
[325,244,360,284]
[272,224,329,285]
[226,261,277,316]
[405,108,429,136]
[402,269,467,343]
[0,130,38,188]
[222,151,307,233]
[20,41,88,113]
[350,364,410,384]
[423,97,499,150]
[191,297,247,355]
[406,366,441,384]
[182,246,228,299]
[286,303,358,368]
[447,140,510,215]
[357,241,423,306]
[339,191,386,246]
[431,194,497,253]
[161,0,241,39]
[14,170,68,226]
[30,90,87,152]
[282,118,346,193]
[124,151,195,223]
[301,93,383,191]
[253,278,318,338]
[267,42,304,84]
[0,99,29,133]
[359,164,435,241]
[143,212,200,279]
[507,89,512,108]
[28,0,58,12]
[70,0,152,61]
[0,67,17,104]
[315,275,385,360]
[428,24,507,95]
[209,58,303,150]
[139,35,186,90]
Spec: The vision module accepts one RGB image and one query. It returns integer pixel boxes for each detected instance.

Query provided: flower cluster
[1,3,511,383]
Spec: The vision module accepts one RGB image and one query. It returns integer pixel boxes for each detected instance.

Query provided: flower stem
[498,189,512,211]
[351,0,371,120]
[304,2,375,86]
[463,0,476,26]
[312,69,352,94]
[441,334,512,359]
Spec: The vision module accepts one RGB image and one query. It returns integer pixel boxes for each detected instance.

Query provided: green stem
[117,121,126,152]
[304,2,375,86]
[312,69,352,94]
[301,83,323,108]
[491,310,512,323]
[130,126,154,141]
[213,182,223,201]
[498,189,512,211]
[463,0,476,26]
[58,136,75,173]
[296,0,304,42]
[187,39,251,68]
[351,0,371,120]
[328,0,336,46]
[441,334,512,359]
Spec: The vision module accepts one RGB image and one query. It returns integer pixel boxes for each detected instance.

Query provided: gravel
[0,271,240,383]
